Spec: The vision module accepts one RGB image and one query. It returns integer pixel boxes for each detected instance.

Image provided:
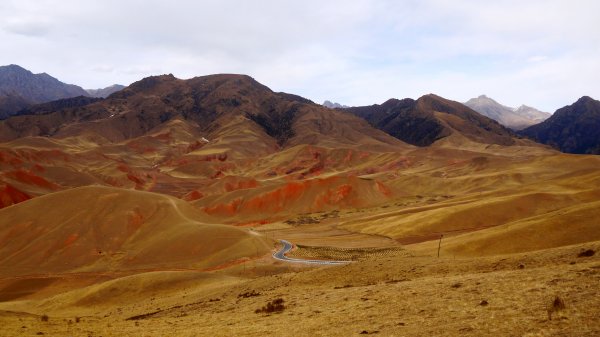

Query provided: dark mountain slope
[14,96,103,116]
[520,96,600,154]
[0,73,406,151]
[346,94,515,146]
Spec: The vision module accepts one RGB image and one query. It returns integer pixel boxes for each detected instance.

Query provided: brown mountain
[346,94,516,146]
[0,73,404,151]
[520,96,600,154]
[0,64,89,119]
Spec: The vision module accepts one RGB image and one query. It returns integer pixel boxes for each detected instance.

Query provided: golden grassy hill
[0,186,271,277]
[338,150,600,255]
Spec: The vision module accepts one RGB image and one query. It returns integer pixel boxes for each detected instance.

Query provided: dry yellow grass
[1,241,598,336]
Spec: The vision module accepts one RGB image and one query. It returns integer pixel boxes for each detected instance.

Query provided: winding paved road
[272,239,351,265]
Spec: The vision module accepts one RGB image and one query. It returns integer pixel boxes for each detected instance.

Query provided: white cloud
[2,18,51,37]
[527,56,548,63]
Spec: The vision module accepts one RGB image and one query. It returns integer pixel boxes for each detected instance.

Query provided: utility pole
[437,234,444,258]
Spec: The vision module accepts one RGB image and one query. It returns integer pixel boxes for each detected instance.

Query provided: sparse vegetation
[359,330,379,335]
[285,215,320,226]
[547,295,566,320]
[577,249,595,257]
[284,210,340,226]
[255,298,285,314]
[289,245,404,261]
[238,290,260,298]
[40,314,48,322]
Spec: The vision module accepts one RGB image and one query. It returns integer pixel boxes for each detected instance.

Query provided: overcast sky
[1,0,598,112]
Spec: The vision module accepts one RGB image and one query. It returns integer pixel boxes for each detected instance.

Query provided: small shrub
[359,330,379,335]
[547,295,566,320]
[255,298,285,314]
[40,314,49,322]
[238,290,260,298]
[577,249,595,257]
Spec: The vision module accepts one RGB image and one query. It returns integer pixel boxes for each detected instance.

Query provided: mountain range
[86,84,126,98]
[1,65,598,156]
[464,94,550,130]
[0,65,124,119]
[323,100,349,109]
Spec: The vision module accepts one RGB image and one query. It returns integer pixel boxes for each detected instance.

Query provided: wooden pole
[437,234,444,258]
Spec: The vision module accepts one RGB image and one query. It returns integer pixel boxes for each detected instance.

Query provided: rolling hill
[0,186,271,277]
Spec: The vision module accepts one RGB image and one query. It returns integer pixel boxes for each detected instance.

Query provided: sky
[1,0,599,112]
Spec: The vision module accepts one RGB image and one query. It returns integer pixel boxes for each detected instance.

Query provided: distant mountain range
[520,96,600,154]
[0,64,598,156]
[0,64,88,119]
[86,84,126,98]
[0,65,124,119]
[323,100,349,109]
[464,95,550,130]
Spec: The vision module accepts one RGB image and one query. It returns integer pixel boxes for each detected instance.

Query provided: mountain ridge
[0,64,90,119]
[346,94,516,147]
[86,84,126,98]
[520,96,600,154]
[464,94,550,130]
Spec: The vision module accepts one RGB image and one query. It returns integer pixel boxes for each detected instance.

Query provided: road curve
[272,239,351,265]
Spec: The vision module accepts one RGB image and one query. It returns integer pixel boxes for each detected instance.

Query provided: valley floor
[1,240,598,337]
